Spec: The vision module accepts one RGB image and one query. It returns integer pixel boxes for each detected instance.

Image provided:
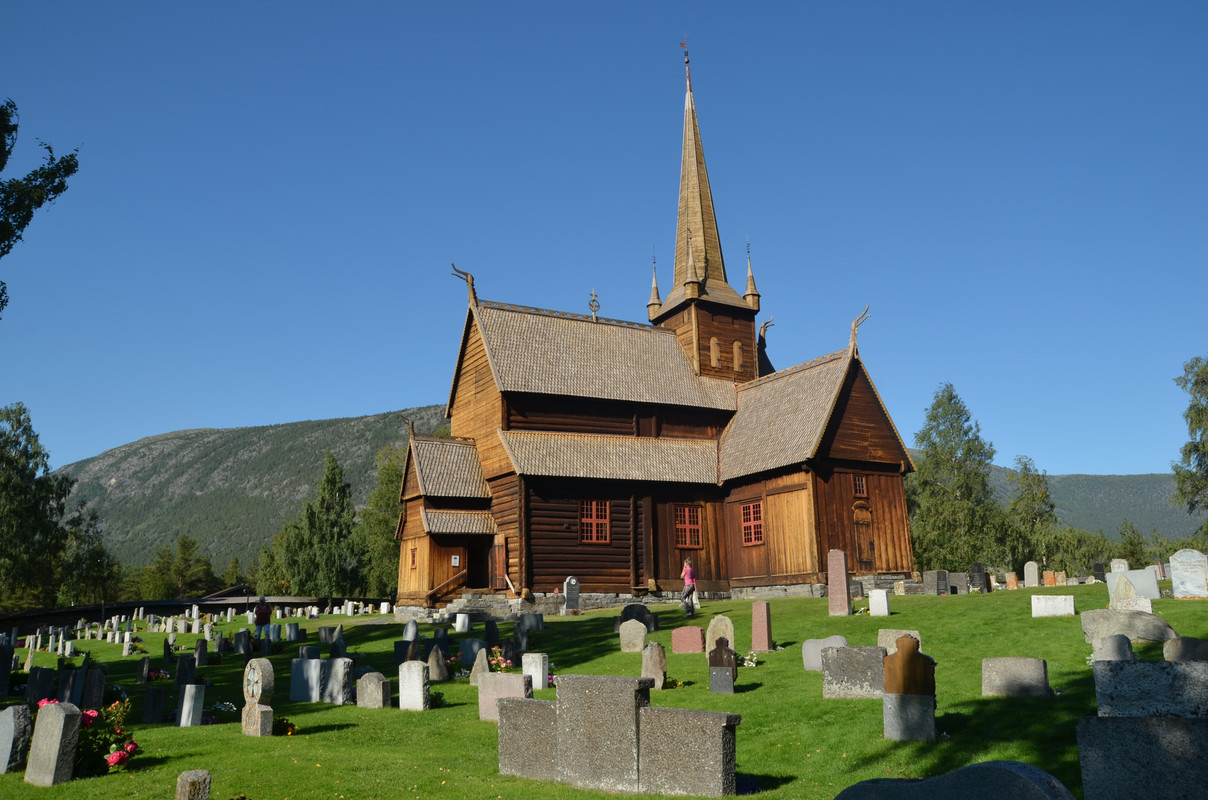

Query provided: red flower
[107,751,129,767]
[124,741,139,754]
[37,698,59,708]
[82,709,99,727]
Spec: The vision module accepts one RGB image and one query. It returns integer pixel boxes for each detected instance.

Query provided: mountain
[58,405,447,570]
[58,408,1204,572]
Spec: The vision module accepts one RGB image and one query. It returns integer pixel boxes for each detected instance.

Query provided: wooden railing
[425,569,468,607]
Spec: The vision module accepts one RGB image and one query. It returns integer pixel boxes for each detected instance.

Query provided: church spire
[647,259,662,320]
[650,45,749,321]
[743,240,760,312]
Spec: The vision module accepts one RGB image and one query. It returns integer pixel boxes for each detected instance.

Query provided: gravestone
[318,626,338,644]
[1110,558,1129,573]
[484,620,500,649]
[519,613,545,631]
[142,686,165,723]
[56,669,84,705]
[1092,634,1135,662]
[1109,574,1152,613]
[635,705,741,797]
[175,654,197,687]
[512,625,529,655]
[751,601,773,651]
[23,701,80,787]
[1042,570,1056,587]
[827,549,852,615]
[398,662,430,711]
[194,639,207,667]
[949,572,969,594]
[26,667,54,705]
[822,646,887,698]
[883,635,936,742]
[878,629,922,655]
[705,615,736,656]
[298,645,321,659]
[1031,595,1075,617]
[672,626,705,654]
[708,637,738,684]
[498,697,558,781]
[836,760,1075,800]
[802,635,849,671]
[322,657,353,705]
[477,672,532,722]
[469,647,490,686]
[402,619,419,641]
[982,657,1052,697]
[178,684,206,726]
[163,637,174,666]
[454,614,471,633]
[1171,548,1208,598]
[561,576,583,615]
[869,589,890,617]
[619,619,648,652]
[1054,570,1067,585]
[523,652,549,691]
[1005,572,1019,590]
[555,675,652,792]
[427,644,450,682]
[1092,661,1208,718]
[1165,636,1208,662]
[1,704,32,774]
[285,622,300,642]
[241,658,273,736]
[615,603,658,632]
[357,672,390,709]
[641,643,666,690]
[1077,717,1208,800]
[709,666,735,694]
[176,769,211,800]
[923,570,949,595]
[233,630,250,656]
[81,667,105,709]
[970,562,991,592]
[1093,562,1106,582]
[459,637,487,666]
[1023,561,1040,587]
[289,658,327,702]
[1080,608,1177,644]
[1107,568,1161,601]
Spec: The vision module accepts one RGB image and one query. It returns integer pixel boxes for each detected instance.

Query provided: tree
[1114,519,1148,568]
[906,383,1001,570]
[1006,455,1060,571]
[275,452,359,597]
[354,444,406,598]
[1,99,80,319]
[222,556,243,588]
[57,503,122,608]
[0,402,76,611]
[1173,355,1208,537]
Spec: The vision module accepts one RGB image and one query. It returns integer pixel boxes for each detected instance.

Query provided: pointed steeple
[650,49,748,320]
[647,263,662,320]
[743,241,760,312]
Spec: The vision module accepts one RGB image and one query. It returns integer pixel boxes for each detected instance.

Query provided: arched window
[710,337,720,367]
[733,340,744,371]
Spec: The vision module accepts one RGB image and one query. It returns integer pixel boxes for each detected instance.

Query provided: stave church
[395,54,915,606]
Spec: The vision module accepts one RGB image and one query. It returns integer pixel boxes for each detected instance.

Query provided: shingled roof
[719,351,852,481]
[469,301,737,410]
[410,436,490,498]
[498,429,719,484]
[420,509,497,535]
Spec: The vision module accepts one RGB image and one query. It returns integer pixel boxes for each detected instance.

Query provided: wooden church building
[395,57,915,606]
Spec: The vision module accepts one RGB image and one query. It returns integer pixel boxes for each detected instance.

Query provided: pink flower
[107,751,129,767]
[37,698,59,708]
[82,709,99,727]
[124,741,139,754]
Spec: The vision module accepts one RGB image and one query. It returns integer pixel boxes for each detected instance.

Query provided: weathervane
[588,289,600,322]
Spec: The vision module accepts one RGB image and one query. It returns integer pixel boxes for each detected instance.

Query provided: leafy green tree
[275,452,359,597]
[1,99,80,319]
[57,504,122,607]
[1173,355,1208,537]
[0,402,76,611]
[1052,527,1113,577]
[1114,519,1148,568]
[1006,455,1060,571]
[907,383,1001,570]
[354,444,405,598]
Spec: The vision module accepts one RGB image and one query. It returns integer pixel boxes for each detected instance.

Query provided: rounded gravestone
[243,658,274,706]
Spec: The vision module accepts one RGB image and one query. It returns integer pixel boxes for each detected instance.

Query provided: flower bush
[273,717,296,736]
[487,646,512,672]
[741,651,760,668]
[36,698,139,777]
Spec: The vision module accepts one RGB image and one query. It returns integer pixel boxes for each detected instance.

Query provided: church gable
[817,361,914,470]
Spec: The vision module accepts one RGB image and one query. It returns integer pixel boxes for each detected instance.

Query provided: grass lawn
[2,584,1204,799]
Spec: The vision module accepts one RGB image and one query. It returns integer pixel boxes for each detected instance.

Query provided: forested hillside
[58,405,446,570]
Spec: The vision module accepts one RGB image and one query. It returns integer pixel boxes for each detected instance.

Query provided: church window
[853,474,867,497]
[741,501,764,546]
[579,500,610,544]
[674,504,702,548]
[710,337,721,367]
[733,341,743,371]
[410,548,417,569]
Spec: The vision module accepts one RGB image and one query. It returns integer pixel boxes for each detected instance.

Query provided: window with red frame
[674,504,702,548]
[579,500,610,543]
[741,501,764,545]
[409,548,417,569]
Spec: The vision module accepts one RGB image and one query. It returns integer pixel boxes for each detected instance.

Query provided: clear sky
[3,2,1205,477]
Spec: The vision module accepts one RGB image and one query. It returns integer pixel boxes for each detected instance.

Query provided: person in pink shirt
[680,557,697,618]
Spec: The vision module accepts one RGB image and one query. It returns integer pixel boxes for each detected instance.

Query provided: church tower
[648,49,761,383]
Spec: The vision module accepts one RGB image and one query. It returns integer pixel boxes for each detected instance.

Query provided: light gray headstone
[356,671,391,709]
[1093,634,1135,662]
[427,644,450,682]
[705,615,736,655]
[1081,609,1177,644]
[1106,568,1160,600]
[640,643,666,690]
[554,675,651,791]
[289,657,327,702]
[469,647,490,686]
[321,657,353,705]
[476,671,531,722]
[1171,549,1208,598]
[619,619,648,652]
[803,635,848,671]
[522,652,549,691]
[869,589,890,616]
[0,704,32,774]
[883,693,937,742]
[1023,561,1040,588]
[982,657,1052,697]
[1092,661,1208,718]
[454,613,471,633]
[398,662,431,711]
[822,646,886,698]
[176,768,211,800]
[836,760,1074,800]
[178,684,206,726]
[1031,595,1075,617]
[878,629,921,655]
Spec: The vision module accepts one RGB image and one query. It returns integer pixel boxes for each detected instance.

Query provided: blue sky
[3,2,1205,477]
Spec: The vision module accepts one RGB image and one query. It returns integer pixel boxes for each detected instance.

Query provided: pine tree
[276,452,358,597]
[906,383,1000,570]
[354,444,405,598]
[1173,355,1208,537]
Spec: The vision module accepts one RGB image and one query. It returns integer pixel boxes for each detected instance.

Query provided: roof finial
[451,263,477,304]
[849,305,870,355]
[402,415,416,439]
[680,36,691,91]
[744,237,760,311]
[588,289,600,322]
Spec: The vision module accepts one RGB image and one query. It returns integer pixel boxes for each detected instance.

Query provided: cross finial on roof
[680,36,691,89]
[588,289,600,322]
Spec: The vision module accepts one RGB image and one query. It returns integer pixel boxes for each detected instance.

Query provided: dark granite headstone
[614,604,658,632]
[1093,562,1107,583]
[485,620,500,649]
[970,562,990,593]
[563,576,580,614]
[709,666,735,694]
[707,636,738,683]
[922,570,949,596]
[142,686,165,723]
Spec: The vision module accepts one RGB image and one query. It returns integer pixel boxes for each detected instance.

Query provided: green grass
[3,585,1205,799]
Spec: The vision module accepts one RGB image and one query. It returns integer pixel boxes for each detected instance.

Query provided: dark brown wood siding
[649,487,727,589]
[526,479,634,593]
[813,463,913,575]
[488,473,522,590]
[821,363,912,466]
[449,320,510,479]
[722,472,820,586]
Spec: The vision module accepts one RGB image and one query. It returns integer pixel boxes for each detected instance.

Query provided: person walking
[680,557,697,618]
[253,596,272,639]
